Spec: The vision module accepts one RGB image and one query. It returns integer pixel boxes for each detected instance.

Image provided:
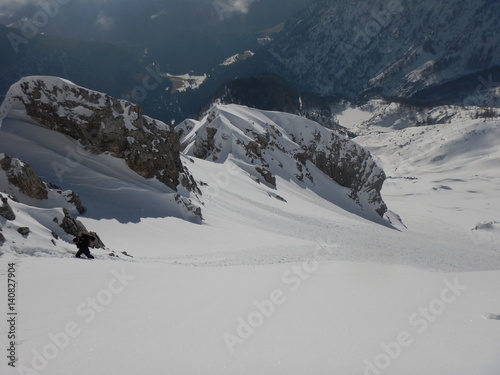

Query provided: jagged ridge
[178,104,387,217]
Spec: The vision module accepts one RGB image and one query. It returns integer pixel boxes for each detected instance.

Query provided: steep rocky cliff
[1,76,197,193]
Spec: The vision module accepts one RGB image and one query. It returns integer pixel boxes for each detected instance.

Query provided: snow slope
[337,100,500,240]
[0,99,500,374]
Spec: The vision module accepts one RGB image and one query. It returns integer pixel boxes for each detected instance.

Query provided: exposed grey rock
[294,131,387,216]
[0,232,5,243]
[174,194,203,221]
[17,227,30,236]
[9,77,197,193]
[88,231,105,249]
[1,154,85,214]
[0,195,15,221]
[59,208,106,249]
[255,167,276,186]
[65,191,85,214]
[60,208,87,237]
[0,153,48,199]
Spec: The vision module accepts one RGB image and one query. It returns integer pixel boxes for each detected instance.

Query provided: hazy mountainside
[1,0,498,127]
[264,0,500,104]
[0,0,316,125]
[337,99,500,134]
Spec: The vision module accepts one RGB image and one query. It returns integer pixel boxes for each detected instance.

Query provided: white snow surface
[0,99,499,374]
[219,51,255,66]
[162,72,208,93]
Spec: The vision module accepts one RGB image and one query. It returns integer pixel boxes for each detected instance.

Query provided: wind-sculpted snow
[178,104,387,217]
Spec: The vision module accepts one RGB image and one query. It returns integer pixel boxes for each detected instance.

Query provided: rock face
[0,195,15,220]
[59,208,105,248]
[65,191,85,215]
[0,154,105,248]
[178,104,387,216]
[2,76,197,193]
[0,153,85,214]
[0,153,48,199]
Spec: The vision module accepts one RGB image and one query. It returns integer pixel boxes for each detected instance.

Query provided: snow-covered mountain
[265,0,500,103]
[0,77,204,232]
[178,104,387,217]
[0,76,389,252]
[1,76,500,374]
[1,76,199,193]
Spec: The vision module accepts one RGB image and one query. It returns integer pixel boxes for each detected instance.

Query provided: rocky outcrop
[59,208,105,248]
[0,154,48,199]
[178,104,387,216]
[0,152,105,248]
[17,227,30,236]
[64,191,85,215]
[0,154,85,214]
[3,76,198,193]
[0,195,15,220]
[59,208,87,236]
[293,131,387,216]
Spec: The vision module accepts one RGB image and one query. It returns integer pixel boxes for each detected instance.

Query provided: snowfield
[1,99,499,375]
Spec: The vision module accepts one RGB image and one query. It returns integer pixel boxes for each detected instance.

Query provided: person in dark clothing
[73,233,95,259]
